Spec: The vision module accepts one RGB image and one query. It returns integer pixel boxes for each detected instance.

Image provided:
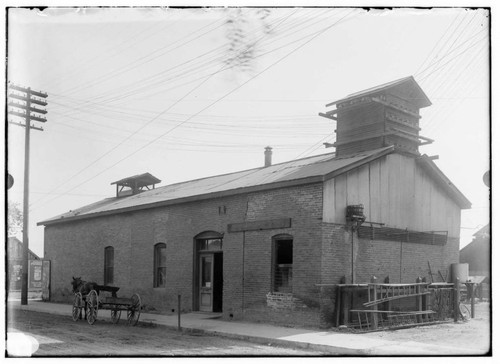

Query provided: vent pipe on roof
[264,146,273,167]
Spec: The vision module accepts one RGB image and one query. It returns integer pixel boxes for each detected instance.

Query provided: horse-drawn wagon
[71,277,142,326]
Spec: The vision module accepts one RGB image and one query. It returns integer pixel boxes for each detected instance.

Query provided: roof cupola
[320,76,434,157]
[111,173,161,198]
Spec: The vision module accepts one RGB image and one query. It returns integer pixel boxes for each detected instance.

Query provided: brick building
[39,77,470,327]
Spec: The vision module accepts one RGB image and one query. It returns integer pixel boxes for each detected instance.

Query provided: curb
[156,322,362,355]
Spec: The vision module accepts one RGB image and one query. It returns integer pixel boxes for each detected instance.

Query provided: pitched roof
[38,145,470,226]
[326,76,432,109]
[8,236,41,260]
[416,155,471,209]
[38,146,395,226]
[473,224,490,238]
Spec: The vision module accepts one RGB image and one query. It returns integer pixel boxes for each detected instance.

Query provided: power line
[30,9,301,209]
[31,10,356,211]
[61,17,227,96]
[54,9,313,103]
[7,84,48,306]
[414,12,462,75]
[78,10,330,106]
[45,11,301,115]
[416,30,486,81]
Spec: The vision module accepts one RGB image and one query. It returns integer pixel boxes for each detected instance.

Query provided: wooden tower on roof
[111,173,161,197]
[320,76,434,156]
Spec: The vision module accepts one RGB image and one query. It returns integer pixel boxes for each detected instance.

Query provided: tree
[8,200,23,237]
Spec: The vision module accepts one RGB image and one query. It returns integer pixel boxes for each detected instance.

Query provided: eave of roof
[38,146,395,226]
[416,155,472,209]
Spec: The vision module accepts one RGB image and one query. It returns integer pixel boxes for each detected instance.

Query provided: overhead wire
[60,16,227,96]
[81,10,330,105]
[44,10,304,116]
[40,20,117,87]
[415,15,484,82]
[48,19,179,92]
[414,11,470,79]
[412,11,488,140]
[43,10,337,139]
[422,43,488,138]
[52,10,312,104]
[203,10,358,191]
[413,12,462,76]
[31,9,357,211]
[29,8,302,210]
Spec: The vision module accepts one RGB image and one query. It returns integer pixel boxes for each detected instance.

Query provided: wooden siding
[322,154,461,238]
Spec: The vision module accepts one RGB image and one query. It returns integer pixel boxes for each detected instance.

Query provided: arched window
[104,246,114,285]
[272,235,293,293]
[154,243,166,288]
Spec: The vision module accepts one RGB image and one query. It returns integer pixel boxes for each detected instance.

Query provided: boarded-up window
[154,243,166,288]
[104,246,114,285]
[273,236,293,293]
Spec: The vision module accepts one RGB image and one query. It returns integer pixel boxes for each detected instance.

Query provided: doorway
[199,252,223,312]
[194,232,223,312]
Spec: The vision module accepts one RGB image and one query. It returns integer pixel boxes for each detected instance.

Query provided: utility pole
[8,83,48,305]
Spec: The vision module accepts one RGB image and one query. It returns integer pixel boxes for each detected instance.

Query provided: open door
[199,252,223,312]
[195,233,223,312]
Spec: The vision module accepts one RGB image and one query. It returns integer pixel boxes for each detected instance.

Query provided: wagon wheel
[72,292,82,322]
[111,308,121,324]
[86,290,99,325]
[127,293,141,326]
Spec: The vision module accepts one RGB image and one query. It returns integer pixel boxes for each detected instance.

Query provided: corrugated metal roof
[38,147,394,225]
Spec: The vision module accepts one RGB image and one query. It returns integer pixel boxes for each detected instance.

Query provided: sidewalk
[7,300,483,356]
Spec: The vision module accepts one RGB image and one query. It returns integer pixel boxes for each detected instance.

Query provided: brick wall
[43,174,461,328]
[355,235,459,283]
[44,183,325,325]
[318,223,459,285]
[318,222,461,327]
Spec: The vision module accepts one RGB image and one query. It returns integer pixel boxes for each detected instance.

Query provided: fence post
[370,276,378,329]
[178,294,181,331]
[335,285,342,327]
[342,287,349,326]
[470,283,475,319]
[385,276,391,321]
[416,277,422,323]
[454,277,460,322]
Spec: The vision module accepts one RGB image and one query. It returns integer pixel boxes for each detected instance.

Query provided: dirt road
[7,308,326,356]
[361,301,491,354]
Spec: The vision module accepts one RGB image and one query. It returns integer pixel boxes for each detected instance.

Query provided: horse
[71,276,100,321]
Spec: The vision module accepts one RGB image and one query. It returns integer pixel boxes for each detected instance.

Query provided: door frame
[193,231,224,312]
[199,253,214,312]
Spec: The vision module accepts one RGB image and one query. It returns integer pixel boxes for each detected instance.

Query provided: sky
[5,6,490,257]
